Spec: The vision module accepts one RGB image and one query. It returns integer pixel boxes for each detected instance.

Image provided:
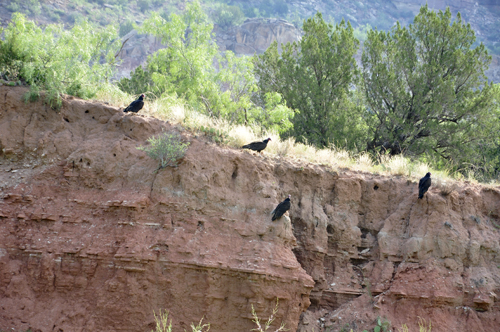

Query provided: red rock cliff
[0,86,500,332]
[0,87,313,332]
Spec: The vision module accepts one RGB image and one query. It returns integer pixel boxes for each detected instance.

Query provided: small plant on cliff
[373,316,391,332]
[417,317,431,332]
[251,298,287,332]
[151,310,210,332]
[151,309,172,332]
[138,131,190,170]
[189,318,210,332]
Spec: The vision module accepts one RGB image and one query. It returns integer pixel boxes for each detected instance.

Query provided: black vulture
[271,195,291,221]
[418,172,431,199]
[124,94,145,113]
[242,138,271,153]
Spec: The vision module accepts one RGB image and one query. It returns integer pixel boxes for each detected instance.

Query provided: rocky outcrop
[1,86,500,332]
[215,18,301,55]
[115,29,165,81]
[115,18,301,79]
[295,176,500,331]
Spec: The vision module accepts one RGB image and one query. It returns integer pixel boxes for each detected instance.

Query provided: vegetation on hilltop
[0,13,119,107]
[362,6,498,170]
[1,2,500,184]
[2,0,499,56]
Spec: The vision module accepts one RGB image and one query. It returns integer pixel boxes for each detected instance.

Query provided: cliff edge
[0,86,500,332]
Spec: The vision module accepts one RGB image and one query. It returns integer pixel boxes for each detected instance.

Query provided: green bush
[119,19,135,37]
[138,0,151,13]
[138,132,190,169]
[0,13,120,107]
[6,1,21,12]
[274,0,288,15]
[211,4,245,27]
[118,65,156,96]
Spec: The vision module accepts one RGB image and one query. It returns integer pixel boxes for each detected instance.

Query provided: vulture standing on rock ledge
[418,172,431,199]
[242,138,271,153]
[124,94,144,113]
[271,195,291,221]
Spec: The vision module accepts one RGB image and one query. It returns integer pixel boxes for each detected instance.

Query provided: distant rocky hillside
[1,0,500,82]
[116,17,302,79]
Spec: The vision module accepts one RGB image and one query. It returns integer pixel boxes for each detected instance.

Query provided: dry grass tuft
[434,177,460,196]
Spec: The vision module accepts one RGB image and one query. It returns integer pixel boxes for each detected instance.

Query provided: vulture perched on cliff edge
[124,94,144,113]
[242,138,271,153]
[271,195,291,221]
[418,172,431,199]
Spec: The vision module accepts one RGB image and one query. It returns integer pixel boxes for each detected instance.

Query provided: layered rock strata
[0,87,313,332]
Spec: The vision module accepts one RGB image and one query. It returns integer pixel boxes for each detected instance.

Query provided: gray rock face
[114,29,164,80]
[216,18,302,55]
[114,18,301,80]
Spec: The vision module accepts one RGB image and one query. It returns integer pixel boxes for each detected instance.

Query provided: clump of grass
[137,131,189,170]
[150,310,210,332]
[397,317,431,332]
[151,309,172,332]
[434,177,459,196]
[418,317,431,332]
[251,298,287,332]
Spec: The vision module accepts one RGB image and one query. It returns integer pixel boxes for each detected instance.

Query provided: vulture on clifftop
[124,94,144,113]
[418,172,431,199]
[271,195,291,221]
[242,138,271,153]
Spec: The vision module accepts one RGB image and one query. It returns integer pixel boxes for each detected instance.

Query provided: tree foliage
[210,3,245,28]
[124,0,291,130]
[0,13,120,107]
[362,5,495,170]
[254,13,365,149]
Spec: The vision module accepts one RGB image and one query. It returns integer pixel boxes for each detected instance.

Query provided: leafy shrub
[28,0,42,17]
[118,65,156,95]
[6,1,21,12]
[138,132,189,169]
[0,13,120,107]
[68,12,85,25]
[274,0,288,15]
[211,4,245,27]
[138,0,151,13]
[242,6,258,18]
[119,19,135,37]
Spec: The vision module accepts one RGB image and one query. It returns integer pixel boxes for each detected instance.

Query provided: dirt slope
[0,86,500,332]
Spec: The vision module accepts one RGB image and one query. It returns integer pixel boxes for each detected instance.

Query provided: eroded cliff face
[0,87,313,332]
[0,87,500,332]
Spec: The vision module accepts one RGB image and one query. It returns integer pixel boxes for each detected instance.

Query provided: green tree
[134,1,263,126]
[362,5,495,170]
[254,13,364,148]
[0,13,119,107]
[137,1,219,107]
